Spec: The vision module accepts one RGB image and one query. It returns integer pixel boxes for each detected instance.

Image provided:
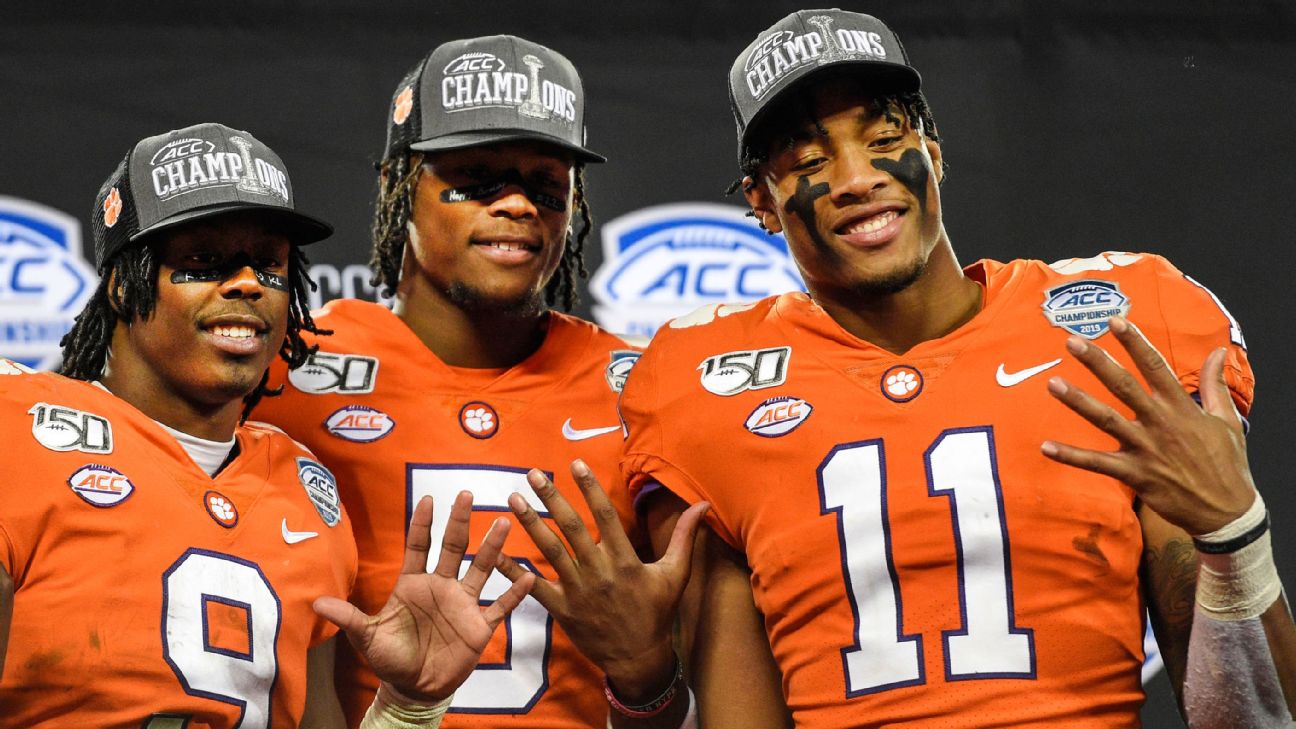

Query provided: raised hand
[314,492,535,702]
[497,459,709,694]
[1040,316,1256,535]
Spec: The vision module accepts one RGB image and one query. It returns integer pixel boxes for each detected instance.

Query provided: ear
[742,175,784,234]
[924,137,944,185]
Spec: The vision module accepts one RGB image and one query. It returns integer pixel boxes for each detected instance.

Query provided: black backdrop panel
[4,2,1295,724]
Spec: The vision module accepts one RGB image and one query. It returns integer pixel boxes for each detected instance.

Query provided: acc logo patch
[880,365,923,403]
[459,401,499,439]
[297,457,342,527]
[605,350,641,394]
[697,346,790,397]
[68,464,134,508]
[744,396,812,437]
[204,489,239,528]
[29,402,112,454]
[0,196,98,370]
[590,203,804,339]
[1042,279,1131,339]
[289,352,379,395]
[325,405,395,443]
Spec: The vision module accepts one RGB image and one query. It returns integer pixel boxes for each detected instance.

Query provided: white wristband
[359,684,454,729]
[1196,493,1284,621]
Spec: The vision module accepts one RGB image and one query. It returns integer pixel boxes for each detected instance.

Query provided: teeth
[846,210,898,235]
[488,241,528,252]
[212,325,256,339]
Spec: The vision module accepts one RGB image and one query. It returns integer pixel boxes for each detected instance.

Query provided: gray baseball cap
[384,34,605,163]
[729,9,921,162]
[91,122,331,272]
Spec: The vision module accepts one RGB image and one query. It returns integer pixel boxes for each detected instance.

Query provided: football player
[0,123,532,728]
[253,35,702,728]
[505,10,1295,728]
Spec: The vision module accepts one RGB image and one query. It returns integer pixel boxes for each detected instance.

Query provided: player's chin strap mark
[170,252,289,291]
[440,169,567,212]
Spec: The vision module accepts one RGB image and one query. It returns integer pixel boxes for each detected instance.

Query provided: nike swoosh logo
[561,419,621,441]
[281,518,319,544]
[996,359,1063,387]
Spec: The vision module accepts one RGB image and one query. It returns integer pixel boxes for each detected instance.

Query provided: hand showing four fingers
[314,492,535,702]
[1041,316,1256,536]
[497,459,710,692]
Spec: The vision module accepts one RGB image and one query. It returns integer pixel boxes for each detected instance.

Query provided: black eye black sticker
[170,252,288,291]
[440,169,567,212]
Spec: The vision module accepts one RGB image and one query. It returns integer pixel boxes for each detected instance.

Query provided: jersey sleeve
[1144,255,1254,417]
[619,338,742,549]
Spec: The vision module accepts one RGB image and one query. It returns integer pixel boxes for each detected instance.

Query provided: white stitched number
[819,427,1035,696]
[408,465,552,713]
[151,549,281,728]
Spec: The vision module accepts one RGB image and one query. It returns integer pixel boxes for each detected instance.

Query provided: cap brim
[410,129,606,164]
[741,60,922,157]
[131,203,334,246]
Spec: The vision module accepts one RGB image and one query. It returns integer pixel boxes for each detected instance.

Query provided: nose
[219,265,264,300]
[488,183,539,220]
[828,145,889,205]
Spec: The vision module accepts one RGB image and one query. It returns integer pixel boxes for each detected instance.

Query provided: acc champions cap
[729,9,921,161]
[92,122,332,272]
[384,34,604,163]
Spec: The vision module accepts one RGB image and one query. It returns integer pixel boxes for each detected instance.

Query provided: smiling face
[106,211,292,411]
[744,76,946,306]
[403,140,575,316]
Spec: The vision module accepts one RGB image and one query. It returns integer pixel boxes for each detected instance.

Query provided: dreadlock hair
[728,87,946,220]
[369,149,593,311]
[58,237,327,421]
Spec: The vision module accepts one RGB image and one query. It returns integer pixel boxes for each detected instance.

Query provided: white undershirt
[155,421,236,477]
[92,381,236,477]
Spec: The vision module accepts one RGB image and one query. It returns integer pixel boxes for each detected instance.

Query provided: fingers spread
[1040,440,1130,484]
[508,488,578,581]
[497,552,562,607]
[482,571,536,628]
[527,469,600,567]
[313,596,372,638]
[658,501,710,581]
[1109,318,1182,398]
[1065,335,1160,424]
[1046,377,1142,447]
[433,490,474,579]
[401,495,435,575]
[1199,347,1243,430]
[572,459,633,555]
[462,518,511,596]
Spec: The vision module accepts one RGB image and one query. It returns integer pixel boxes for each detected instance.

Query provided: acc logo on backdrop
[590,203,804,339]
[0,196,97,370]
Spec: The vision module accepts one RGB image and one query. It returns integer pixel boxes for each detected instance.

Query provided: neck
[100,354,243,442]
[815,236,983,355]
[392,273,548,369]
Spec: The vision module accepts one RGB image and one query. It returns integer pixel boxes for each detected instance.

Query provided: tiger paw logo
[881,365,923,403]
[459,401,498,439]
[102,188,123,228]
[393,86,414,125]
[204,490,239,528]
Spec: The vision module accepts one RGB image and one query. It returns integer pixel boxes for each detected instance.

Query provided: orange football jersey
[621,253,1253,728]
[254,300,640,729]
[0,369,357,728]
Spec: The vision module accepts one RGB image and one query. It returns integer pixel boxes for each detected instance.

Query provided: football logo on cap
[103,188,122,228]
[393,86,414,125]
